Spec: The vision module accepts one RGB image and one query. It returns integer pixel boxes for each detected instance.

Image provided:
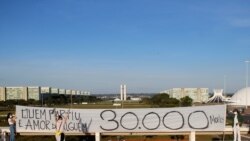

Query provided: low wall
[0,126,249,141]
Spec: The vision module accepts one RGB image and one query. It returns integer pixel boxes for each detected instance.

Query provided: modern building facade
[6,87,28,101]
[0,87,6,101]
[41,87,51,94]
[51,88,59,94]
[161,88,209,103]
[59,89,66,95]
[28,86,40,100]
[0,86,90,101]
[66,90,72,95]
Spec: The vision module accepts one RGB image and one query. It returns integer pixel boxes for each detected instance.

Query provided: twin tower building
[120,84,127,101]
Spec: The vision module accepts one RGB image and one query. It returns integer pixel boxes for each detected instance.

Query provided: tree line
[142,93,193,107]
[0,93,192,109]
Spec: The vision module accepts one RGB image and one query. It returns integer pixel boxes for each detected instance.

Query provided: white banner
[16,105,226,133]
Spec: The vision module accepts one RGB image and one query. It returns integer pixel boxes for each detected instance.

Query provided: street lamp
[223,75,226,96]
[42,93,43,107]
[245,60,249,109]
[71,93,73,108]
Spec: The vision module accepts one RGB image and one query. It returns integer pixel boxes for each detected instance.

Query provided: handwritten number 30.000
[100,110,210,131]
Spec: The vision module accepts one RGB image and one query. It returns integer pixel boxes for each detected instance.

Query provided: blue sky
[0,0,250,94]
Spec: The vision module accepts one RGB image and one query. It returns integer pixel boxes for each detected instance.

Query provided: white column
[120,85,123,101]
[223,75,226,96]
[124,85,127,101]
[1,131,6,141]
[189,131,195,141]
[246,61,249,109]
[95,132,100,141]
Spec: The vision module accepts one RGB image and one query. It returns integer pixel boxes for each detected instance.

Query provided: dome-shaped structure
[230,87,250,106]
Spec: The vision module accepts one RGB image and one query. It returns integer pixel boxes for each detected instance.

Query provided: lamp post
[71,93,72,108]
[42,93,43,107]
[224,75,226,96]
[246,60,249,109]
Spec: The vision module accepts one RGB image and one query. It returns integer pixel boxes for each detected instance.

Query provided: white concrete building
[120,84,127,101]
[51,88,59,94]
[0,87,6,101]
[230,87,250,106]
[161,88,209,103]
[0,86,90,101]
[41,87,50,94]
[66,90,72,95]
[5,87,28,101]
[59,89,66,94]
[28,86,40,100]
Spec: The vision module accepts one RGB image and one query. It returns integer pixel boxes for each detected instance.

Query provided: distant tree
[59,95,67,104]
[127,97,131,100]
[27,99,36,105]
[141,97,151,104]
[0,101,5,106]
[180,96,193,107]
[18,100,29,105]
[151,93,179,107]
[88,96,101,103]
[44,95,54,106]
[5,100,17,106]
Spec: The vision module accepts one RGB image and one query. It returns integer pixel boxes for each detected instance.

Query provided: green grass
[58,102,153,109]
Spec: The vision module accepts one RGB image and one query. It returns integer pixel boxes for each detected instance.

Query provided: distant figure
[233,111,241,141]
[7,113,16,141]
[55,112,69,141]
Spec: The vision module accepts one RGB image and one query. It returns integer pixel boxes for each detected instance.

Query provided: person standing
[7,113,16,141]
[55,113,69,141]
[233,111,241,141]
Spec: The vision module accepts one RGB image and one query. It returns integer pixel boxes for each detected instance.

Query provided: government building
[160,88,209,103]
[0,86,90,101]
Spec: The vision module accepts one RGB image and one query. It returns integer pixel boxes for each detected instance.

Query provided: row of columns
[0,131,195,141]
[95,132,195,141]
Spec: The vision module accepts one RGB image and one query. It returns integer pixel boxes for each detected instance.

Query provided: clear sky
[0,0,250,94]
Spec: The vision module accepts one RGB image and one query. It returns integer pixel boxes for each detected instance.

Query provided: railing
[0,126,249,141]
